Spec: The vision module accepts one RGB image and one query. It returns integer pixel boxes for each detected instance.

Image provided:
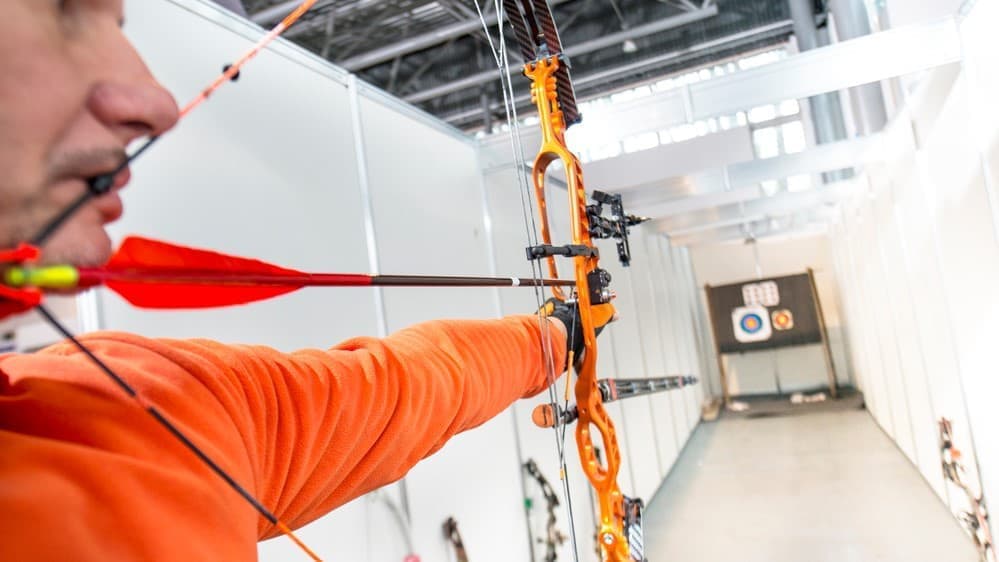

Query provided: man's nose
[86,78,180,145]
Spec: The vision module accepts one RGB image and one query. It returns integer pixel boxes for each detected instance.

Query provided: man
[0,1,611,560]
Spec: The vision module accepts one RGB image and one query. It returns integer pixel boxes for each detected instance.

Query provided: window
[753,127,780,159]
[787,174,813,192]
[484,48,792,163]
[748,105,778,124]
[622,132,659,153]
[781,121,807,154]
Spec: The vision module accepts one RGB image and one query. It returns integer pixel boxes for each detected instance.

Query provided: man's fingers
[591,303,617,328]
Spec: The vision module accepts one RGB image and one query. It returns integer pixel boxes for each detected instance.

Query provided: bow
[524,458,568,562]
[497,0,636,558]
[487,1,701,560]
[443,517,471,562]
[940,418,996,561]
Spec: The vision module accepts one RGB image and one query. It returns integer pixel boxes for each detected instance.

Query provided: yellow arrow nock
[4,265,79,290]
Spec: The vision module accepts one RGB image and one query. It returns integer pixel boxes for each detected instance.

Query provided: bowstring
[472,3,580,561]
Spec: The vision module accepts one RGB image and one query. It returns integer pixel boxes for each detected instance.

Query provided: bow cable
[473,2,581,561]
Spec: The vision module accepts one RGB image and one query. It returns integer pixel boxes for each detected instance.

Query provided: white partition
[107,3,384,561]
[640,233,685,471]
[603,256,671,500]
[674,247,707,430]
[827,0,999,538]
[356,88,538,562]
[111,0,377,347]
[655,241,697,440]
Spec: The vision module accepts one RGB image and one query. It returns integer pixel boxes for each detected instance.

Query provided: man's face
[0,0,178,265]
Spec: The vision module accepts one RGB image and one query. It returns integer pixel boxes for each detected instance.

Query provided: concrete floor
[644,407,978,562]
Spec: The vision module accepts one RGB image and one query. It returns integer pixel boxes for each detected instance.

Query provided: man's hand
[540,299,616,371]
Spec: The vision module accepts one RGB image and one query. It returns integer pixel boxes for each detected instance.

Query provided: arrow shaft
[75,268,575,289]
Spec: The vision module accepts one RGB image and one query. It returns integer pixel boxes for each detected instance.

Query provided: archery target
[772,309,794,331]
[732,305,772,343]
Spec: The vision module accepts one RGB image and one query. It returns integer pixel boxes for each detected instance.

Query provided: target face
[740,314,764,333]
[772,309,794,331]
[742,281,780,307]
[732,305,772,343]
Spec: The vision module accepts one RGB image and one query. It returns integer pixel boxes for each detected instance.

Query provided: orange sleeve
[35,314,566,537]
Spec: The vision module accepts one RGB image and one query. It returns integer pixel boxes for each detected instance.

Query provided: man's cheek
[40,210,114,266]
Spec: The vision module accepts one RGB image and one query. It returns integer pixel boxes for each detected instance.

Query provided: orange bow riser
[524,56,630,561]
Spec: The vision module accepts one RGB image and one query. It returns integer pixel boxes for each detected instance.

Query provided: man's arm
[41,315,566,536]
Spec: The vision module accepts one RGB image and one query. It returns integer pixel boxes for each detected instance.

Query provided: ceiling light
[622,40,638,53]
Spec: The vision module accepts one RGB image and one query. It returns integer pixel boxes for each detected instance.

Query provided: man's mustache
[48,147,129,182]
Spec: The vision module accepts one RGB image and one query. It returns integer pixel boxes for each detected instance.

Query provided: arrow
[2,236,575,310]
[532,376,699,428]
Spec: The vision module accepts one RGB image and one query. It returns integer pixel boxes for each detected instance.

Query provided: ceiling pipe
[433,19,791,122]
[335,0,576,71]
[405,6,719,104]
[252,0,382,33]
[252,0,327,24]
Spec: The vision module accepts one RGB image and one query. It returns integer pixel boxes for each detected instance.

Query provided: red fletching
[100,237,307,309]
[69,237,567,311]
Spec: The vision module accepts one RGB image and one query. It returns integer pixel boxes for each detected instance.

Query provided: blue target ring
[740,313,764,334]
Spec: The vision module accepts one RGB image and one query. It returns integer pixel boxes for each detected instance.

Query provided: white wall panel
[920,74,999,520]
[627,236,680,477]
[643,234,687,462]
[669,247,703,430]
[891,154,972,504]
[863,197,915,447]
[111,0,377,348]
[677,247,710,419]
[358,96,533,562]
[828,5,999,536]
[873,173,936,472]
[604,259,668,500]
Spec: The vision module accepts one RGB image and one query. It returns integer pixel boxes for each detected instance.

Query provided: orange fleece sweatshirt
[0,315,565,561]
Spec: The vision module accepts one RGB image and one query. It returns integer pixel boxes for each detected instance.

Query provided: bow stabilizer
[531,376,699,428]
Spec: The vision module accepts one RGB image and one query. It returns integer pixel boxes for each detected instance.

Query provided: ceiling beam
[655,179,858,234]
[403,6,717,102]
[668,209,832,247]
[251,0,386,39]
[432,19,790,118]
[335,0,578,72]
[628,135,881,218]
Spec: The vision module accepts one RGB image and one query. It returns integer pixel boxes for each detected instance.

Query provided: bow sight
[587,190,650,268]
[526,190,648,306]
